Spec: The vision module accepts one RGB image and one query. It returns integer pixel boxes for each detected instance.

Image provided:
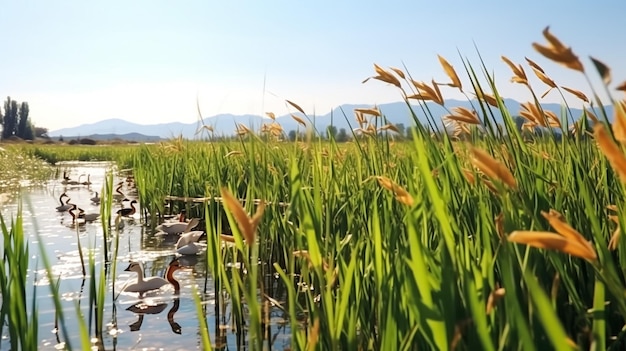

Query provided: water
[0,161,290,350]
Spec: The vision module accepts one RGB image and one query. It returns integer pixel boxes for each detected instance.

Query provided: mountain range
[48,99,612,140]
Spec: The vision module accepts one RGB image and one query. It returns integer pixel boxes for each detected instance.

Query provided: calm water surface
[0,162,290,350]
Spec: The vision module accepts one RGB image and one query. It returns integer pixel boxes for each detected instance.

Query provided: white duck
[175,231,205,255]
[121,260,182,295]
[157,217,199,235]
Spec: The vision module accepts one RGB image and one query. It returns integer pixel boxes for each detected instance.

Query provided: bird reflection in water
[167,298,182,334]
[122,258,187,334]
[126,298,181,334]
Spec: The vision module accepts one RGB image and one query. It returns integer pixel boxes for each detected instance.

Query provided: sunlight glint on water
[0,161,253,351]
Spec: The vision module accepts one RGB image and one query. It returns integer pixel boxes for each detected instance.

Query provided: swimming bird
[175,230,204,248]
[113,182,126,201]
[66,174,84,186]
[77,207,100,222]
[61,171,71,185]
[175,231,205,255]
[81,174,92,185]
[156,217,199,235]
[55,193,74,212]
[126,175,135,187]
[116,199,138,217]
[163,209,186,223]
[68,207,86,225]
[122,260,182,295]
[90,192,101,204]
[56,192,68,206]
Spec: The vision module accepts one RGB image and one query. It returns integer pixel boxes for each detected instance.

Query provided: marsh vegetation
[1,28,626,350]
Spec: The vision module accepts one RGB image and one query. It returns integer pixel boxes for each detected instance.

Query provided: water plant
[0,203,38,350]
[2,26,626,350]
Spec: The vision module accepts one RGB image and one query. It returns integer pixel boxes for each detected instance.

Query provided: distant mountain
[64,133,163,142]
[48,100,612,139]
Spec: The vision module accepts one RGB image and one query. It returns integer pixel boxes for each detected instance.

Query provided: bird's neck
[135,267,145,283]
[166,267,180,293]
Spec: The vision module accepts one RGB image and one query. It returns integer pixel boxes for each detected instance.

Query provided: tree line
[0,96,47,140]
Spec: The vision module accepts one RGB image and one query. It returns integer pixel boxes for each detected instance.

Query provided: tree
[288,130,297,141]
[23,121,34,140]
[35,127,49,138]
[17,102,30,139]
[406,126,417,140]
[326,125,338,140]
[2,97,18,139]
[514,116,525,131]
[395,123,406,137]
[336,128,348,142]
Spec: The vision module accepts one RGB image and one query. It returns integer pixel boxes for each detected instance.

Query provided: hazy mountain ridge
[49,99,611,139]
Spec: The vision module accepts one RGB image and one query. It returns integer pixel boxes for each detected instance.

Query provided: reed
[21,144,137,167]
[3,27,626,350]
[125,27,626,350]
[0,145,54,193]
[0,203,38,350]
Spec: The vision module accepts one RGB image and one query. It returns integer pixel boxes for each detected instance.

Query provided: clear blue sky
[1,1,624,131]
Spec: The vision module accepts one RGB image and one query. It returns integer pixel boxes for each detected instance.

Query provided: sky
[1,1,625,132]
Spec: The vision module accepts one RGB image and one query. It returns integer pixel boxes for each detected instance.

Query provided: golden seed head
[532,26,584,72]
[437,55,463,91]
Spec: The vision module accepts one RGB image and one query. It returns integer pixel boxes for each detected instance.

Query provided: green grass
[1,27,626,350]
[16,143,137,169]
[0,146,54,193]
[0,203,38,351]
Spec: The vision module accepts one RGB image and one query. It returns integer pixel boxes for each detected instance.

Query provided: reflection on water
[0,161,290,351]
[0,162,201,350]
[126,298,181,334]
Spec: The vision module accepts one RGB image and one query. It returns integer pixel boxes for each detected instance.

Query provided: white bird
[175,231,205,255]
[156,217,199,235]
[175,230,203,248]
[176,242,205,256]
[121,261,182,295]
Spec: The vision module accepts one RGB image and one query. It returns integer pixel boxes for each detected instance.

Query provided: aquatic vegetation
[0,204,38,350]
[0,146,54,194]
[3,27,626,350]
